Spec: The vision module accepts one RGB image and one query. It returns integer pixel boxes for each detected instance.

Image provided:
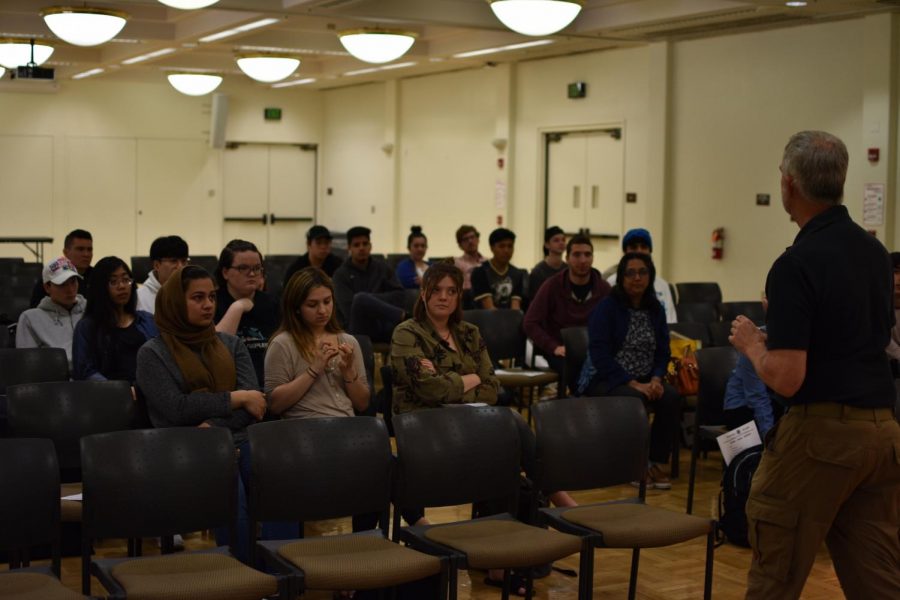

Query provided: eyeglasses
[229,264,264,276]
[108,277,134,288]
[624,268,649,279]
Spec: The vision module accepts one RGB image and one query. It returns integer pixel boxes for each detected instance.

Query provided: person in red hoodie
[523,234,611,389]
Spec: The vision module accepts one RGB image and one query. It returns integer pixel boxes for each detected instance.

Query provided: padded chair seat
[423,518,581,570]
[109,552,277,600]
[0,572,86,600]
[277,534,442,590]
[60,482,82,522]
[561,503,713,548]
[495,369,557,388]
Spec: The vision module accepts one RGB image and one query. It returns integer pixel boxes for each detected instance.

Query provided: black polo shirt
[765,205,894,407]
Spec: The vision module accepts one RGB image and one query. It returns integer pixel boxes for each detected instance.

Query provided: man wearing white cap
[16,256,87,365]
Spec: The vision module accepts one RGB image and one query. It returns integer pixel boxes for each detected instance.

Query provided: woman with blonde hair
[265,267,369,420]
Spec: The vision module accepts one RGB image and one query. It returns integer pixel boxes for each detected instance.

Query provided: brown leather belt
[788,402,895,422]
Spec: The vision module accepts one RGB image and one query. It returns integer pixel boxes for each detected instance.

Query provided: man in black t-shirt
[731,131,900,599]
[471,228,525,310]
[282,225,343,287]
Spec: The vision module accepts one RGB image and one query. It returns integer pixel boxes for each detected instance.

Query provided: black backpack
[717,444,763,547]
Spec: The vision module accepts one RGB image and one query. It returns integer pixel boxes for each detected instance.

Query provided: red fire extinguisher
[712,228,725,260]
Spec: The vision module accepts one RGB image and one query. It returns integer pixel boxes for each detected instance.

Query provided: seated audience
[30,229,93,307]
[528,226,567,296]
[453,224,485,307]
[136,235,189,314]
[391,262,499,413]
[523,235,611,376]
[886,252,900,363]
[214,239,279,387]
[579,252,680,489]
[135,265,267,562]
[282,225,343,286]
[73,256,158,383]
[606,228,677,323]
[17,256,86,365]
[396,226,430,289]
[332,226,406,343]
[471,228,526,310]
[265,267,369,419]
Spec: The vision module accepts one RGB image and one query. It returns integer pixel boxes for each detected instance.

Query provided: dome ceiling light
[487,0,583,36]
[41,7,128,47]
[158,0,221,8]
[236,54,300,83]
[338,29,417,64]
[0,39,54,69]
[168,72,223,96]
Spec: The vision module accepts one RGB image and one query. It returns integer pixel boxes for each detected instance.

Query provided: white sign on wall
[863,183,885,227]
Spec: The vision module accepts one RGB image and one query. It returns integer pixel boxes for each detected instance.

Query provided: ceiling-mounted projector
[14,65,55,80]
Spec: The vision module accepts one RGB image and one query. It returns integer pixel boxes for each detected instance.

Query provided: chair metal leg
[81,538,92,596]
[524,569,534,600]
[704,528,715,600]
[627,548,640,600]
[686,441,700,514]
[502,568,511,600]
[448,559,459,600]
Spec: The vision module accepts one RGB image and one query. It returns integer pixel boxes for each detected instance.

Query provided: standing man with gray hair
[730,131,900,599]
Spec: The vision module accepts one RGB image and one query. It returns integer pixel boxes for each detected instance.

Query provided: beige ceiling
[0,0,894,89]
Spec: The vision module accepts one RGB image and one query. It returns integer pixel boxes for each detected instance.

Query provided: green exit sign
[264,107,282,121]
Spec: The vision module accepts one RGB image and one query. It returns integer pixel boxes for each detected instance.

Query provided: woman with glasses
[578,252,680,490]
[73,256,158,383]
[214,239,278,387]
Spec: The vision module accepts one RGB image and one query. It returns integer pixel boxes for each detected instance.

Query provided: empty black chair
[80,427,286,598]
[718,301,765,325]
[686,346,739,514]
[188,254,218,275]
[391,405,585,600]
[533,396,715,600]
[464,309,557,423]
[0,347,69,394]
[669,321,712,348]
[249,417,447,598]
[129,257,152,285]
[676,302,719,324]
[707,321,732,347]
[675,282,723,305]
[0,296,30,326]
[560,326,588,398]
[351,333,377,416]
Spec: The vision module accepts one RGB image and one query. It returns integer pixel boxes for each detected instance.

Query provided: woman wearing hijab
[135,265,267,562]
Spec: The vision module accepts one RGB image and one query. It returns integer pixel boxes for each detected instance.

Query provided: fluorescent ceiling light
[238,45,349,57]
[488,0,583,36]
[159,0,220,8]
[271,77,316,88]
[0,39,54,69]
[72,67,104,79]
[453,39,553,58]
[236,54,300,83]
[122,47,176,65]
[168,72,223,95]
[199,18,279,43]
[338,29,417,64]
[785,1,807,5]
[344,62,416,76]
[42,7,128,47]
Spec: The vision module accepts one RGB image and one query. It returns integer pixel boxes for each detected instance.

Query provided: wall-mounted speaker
[209,93,228,149]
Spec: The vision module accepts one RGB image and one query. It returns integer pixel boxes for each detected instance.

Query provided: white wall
[668,18,868,300]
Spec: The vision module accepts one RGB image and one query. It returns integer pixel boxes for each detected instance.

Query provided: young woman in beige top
[264,267,369,419]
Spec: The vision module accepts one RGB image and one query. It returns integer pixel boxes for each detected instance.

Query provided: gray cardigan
[135,332,258,445]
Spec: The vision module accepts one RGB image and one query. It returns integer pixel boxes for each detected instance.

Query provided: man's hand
[729,315,766,354]
[553,346,566,357]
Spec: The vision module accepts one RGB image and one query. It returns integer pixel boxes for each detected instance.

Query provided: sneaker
[648,464,672,490]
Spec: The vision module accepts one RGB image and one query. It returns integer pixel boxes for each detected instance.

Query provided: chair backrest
[676,302,720,324]
[718,301,765,324]
[392,406,521,511]
[386,253,407,270]
[668,322,711,348]
[706,321,732,347]
[248,417,392,524]
[379,364,395,436]
[130,256,152,285]
[0,438,62,574]
[403,288,420,313]
[675,282,723,305]
[188,254,219,276]
[462,308,526,365]
[533,396,649,494]
[6,381,137,478]
[351,334,376,416]
[0,348,69,394]
[695,347,739,426]
[560,326,589,396]
[0,297,30,328]
[81,427,237,540]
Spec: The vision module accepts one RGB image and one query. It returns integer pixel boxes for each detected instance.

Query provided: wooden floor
[39,449,843,599]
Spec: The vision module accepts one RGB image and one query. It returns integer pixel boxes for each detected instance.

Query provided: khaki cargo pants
[745,403,900,600]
